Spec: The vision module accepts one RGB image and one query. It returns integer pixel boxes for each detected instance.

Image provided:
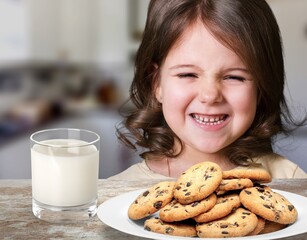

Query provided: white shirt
[108,153,307,180]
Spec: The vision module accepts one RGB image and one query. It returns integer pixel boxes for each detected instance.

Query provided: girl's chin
[186,143,226,155]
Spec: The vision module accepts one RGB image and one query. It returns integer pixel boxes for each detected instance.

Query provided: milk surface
[31,139,99,207]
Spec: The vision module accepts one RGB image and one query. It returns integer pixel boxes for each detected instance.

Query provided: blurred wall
[268,0,307,172]
[268,0,307,109]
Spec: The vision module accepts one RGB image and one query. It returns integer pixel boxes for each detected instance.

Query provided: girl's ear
[155,85,162,103]
[152,63,163,103]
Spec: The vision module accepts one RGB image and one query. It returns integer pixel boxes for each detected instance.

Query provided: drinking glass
[30,128,100,223]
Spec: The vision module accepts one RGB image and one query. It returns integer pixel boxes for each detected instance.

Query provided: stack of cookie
[128,161,297,238]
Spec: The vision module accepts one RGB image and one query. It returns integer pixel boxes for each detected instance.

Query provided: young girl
[109,0,306,180]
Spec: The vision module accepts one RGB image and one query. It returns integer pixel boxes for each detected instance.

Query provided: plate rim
[97,188,307,240]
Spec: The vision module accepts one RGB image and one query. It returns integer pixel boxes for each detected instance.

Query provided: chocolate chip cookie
[223,167,272,183]
[144,217,197,237]
[216,178,253,195]
[194,193,241,223]
[239,186,297,224]
[196,207,258,238]
[174,161,222,204]
[128,181,175,220]
[160,193,217,222]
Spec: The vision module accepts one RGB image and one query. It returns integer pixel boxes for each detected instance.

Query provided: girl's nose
[198,80,223,104]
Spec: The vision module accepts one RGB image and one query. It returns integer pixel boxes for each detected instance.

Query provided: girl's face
[155,21,258,157]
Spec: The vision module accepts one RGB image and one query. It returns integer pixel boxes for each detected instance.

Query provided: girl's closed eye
[177,73,198,78]
[224,75,246,81]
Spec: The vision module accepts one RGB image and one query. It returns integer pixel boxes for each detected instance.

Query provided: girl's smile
[190,113,229,132]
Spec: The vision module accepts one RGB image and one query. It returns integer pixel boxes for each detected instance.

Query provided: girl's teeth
[193,114,226,125]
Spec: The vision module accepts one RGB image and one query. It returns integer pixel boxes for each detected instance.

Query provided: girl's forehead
[170,20,204,49]
[166,20,234,57]
[160,20,202,63]
[164,20,241,63]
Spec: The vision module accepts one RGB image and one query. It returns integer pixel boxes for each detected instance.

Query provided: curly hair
[117,0,306,165]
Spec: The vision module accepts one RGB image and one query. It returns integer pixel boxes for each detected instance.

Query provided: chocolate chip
[154,201,163,209]
[221,231,229,234]
[155,190,165,197]
[143,191,149,197]
[244,190,252,195]
[263,204,271,209]
[192,202,199,207]
[220,199,228,204]
[165,227,174,234]
[220,224,228,228]
[144,226,151,231]
[233,222,239,227]
[186,182,191,187]
[288,205,295,211]
[231,207,237,213]
[204,175,212,180]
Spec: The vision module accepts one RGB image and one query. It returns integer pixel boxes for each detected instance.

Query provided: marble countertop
[1,179,307,240]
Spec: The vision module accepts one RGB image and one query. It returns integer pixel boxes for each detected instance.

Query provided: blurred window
[0,0,29,63]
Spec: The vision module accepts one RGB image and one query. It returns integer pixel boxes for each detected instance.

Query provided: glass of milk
[30,128,100,223]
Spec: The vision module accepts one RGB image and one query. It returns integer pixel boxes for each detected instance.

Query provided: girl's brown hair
[117,0,305,165]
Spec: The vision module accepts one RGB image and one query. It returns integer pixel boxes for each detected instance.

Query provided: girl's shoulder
[254,153,307,179]
[108,160,174,181]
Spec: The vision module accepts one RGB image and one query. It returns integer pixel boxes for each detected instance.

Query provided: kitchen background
[0,0,306,179]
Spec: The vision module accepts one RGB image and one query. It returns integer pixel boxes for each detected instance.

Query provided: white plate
[97,188,307,240]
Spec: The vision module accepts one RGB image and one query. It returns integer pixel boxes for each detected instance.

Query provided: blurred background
[0,0,306,179]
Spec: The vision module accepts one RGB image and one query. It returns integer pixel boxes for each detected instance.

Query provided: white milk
[31,139,99,207]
